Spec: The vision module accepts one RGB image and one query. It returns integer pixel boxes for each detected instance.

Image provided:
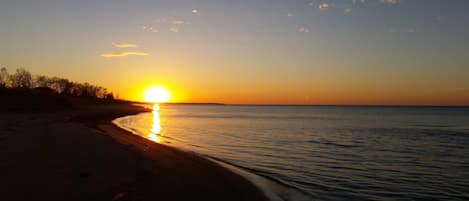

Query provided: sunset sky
[1,0,469,105]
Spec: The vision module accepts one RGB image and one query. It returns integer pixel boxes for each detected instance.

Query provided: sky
[1,0,469,105]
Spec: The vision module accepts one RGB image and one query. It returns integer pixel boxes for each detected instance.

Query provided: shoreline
[112,107,312,201]
[0,103,268,201]
[207,157,312,201]
[75,103,271,201]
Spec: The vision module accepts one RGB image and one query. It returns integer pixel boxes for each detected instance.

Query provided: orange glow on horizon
[113,76,469,106]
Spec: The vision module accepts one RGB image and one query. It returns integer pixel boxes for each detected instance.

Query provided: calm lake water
[114,105,469,200]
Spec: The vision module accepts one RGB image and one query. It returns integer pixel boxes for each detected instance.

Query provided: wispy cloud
[382,0,398,4]
[172,20,186,25]
[298,26,311,33]
[169,27,179,33]
[345,8,352,13]
[112,42,137,48]
[143,17,188,33]
[142,26,159,33]
[192,9,199,14]
[319,3,330,10]
[353,0,367,4]
[287,12,294,17]
[101,52,149,58]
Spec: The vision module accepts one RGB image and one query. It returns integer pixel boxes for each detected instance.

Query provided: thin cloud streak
[298,26,311,33]
[101,52,149,58]
[319,3,329,10]
[144,17,188,33]
[112,43,138,48]
[382,0,398,4]
[169,27,179,32]
[172,20,186,25]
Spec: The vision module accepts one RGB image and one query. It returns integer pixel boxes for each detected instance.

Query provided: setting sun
[143,86,170,103]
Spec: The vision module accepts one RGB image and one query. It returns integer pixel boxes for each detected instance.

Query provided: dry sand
[0,103,268,201]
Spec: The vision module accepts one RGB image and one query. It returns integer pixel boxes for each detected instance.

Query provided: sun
[143,86,170,103]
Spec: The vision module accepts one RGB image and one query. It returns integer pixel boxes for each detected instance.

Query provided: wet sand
[0,103,268,201]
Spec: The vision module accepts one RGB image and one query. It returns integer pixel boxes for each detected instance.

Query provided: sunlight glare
[143,86,170,103]
[148,104,161,143]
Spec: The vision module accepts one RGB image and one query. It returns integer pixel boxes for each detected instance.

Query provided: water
[114,105,469,200]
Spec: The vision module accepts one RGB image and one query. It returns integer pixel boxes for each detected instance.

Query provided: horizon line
[127,101,469,107]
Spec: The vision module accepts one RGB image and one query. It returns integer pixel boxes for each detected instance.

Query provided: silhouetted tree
[0,67,9,88]
[11,68,33,88]
[105,92,115,100]
[49,77,70,94]
[34,75,49,88]
[2,67,115,100]
[61,79,74,95]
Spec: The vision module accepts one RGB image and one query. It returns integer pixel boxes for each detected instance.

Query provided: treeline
[0,67,114,100]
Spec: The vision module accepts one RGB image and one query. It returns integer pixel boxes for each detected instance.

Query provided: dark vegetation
[0,67,121,112]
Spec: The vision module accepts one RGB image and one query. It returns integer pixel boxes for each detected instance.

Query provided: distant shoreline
[226,104,469,108]
[137,102,469,108]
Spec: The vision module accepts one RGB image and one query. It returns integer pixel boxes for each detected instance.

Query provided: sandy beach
[0,103,268,201]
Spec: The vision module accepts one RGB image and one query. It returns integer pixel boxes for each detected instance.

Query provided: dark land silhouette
[0,67,118,112]
[0,68,268,201]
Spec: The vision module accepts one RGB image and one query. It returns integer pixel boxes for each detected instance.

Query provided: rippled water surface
[114,105,469,200]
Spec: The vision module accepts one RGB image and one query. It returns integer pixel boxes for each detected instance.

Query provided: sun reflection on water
[148,104,161,143]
